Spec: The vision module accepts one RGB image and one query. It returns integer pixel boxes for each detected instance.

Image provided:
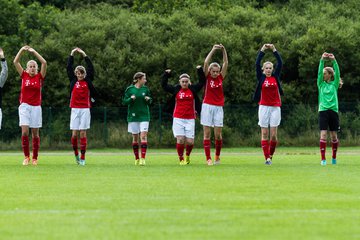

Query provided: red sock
[261,140,270,160]
[203,139,211,160]
[185,144,193,156]
[21,136,30,158]
[177,143,185,160]
[320,139,326,160]
[215,139,222,158]
[332,139,339,159]
[269,140,277,157]
[80,137,87,160]
[132,142,139,160]
[71,137,78,156]
[140,141,147,159]
[32,137,40,160]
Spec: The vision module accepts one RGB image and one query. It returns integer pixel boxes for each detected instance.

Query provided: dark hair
[74,65,86,77]
[133,72,145,83]
[323,67,334,80]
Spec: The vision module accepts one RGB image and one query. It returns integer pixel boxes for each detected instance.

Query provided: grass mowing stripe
[1,148,359,240]
[2,209,360,214]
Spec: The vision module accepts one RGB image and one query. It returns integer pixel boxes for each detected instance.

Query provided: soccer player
[317,52,340,166]
[14,46,47,166]
[67,48,97,166]
[122,72,152,166]
[254,44,283,165]
[201,44,228,166]
[0,48,8,130]
[161,66,205,165]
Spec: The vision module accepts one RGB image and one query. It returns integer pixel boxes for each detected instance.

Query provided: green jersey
[317,59,340,112]
[122,85,152,122]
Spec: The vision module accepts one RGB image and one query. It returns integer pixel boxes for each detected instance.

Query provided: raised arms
[192,65,206,92]
[256,44,282,79]
[161,69,176,94]
[13,46,27,75]
[69,48,94,81]
[29,47,47,78]
[220,45,228,78]
[0,48,8,88]
[13,45,47,77]
[329,53,340,88]
[77,48,94,81]
[204,45,218,76]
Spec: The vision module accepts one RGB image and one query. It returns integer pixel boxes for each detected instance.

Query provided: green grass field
[0,147,359,240]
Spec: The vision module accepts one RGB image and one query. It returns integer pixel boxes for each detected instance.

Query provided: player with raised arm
[254,44,283,165]
[67,48,97,166]
[14,46,47,165]
[161,66,205,165]
[201,44,228,166]
[0,48,8,130]
[317,52,341,165]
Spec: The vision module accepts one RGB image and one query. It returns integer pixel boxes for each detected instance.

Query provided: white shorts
[70,108,91,130]
[19,103,42,128]
[172,118,195,139]
[128,121,149,134]
[200,103,224,127]
[258,105,281,128]
[0,108,2,130]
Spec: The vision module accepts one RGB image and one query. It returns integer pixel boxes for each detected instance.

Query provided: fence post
[158,103,162,144]
[103,107,108,146]
[48,107,52,147]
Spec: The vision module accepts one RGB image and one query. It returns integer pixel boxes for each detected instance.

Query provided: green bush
[1,1,360,148]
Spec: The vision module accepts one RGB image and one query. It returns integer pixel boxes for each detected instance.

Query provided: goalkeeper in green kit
[123,72,152,166]
[317,52,340,166]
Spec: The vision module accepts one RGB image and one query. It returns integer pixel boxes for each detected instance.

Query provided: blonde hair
[75,65,87,77]
[133,72,145,83]
[262,61,273,70]
[179,73,190,80]
[324,67,334,80]
[26,60,38,73]
[179,73,191,84]
[208,62,221,71]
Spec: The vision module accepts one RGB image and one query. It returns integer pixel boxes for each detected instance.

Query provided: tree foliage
[1,0,360,108]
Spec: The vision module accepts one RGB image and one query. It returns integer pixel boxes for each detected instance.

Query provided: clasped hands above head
[213,44,224,50]
[71,47,86,57]
[261,43,276,52]
[322,52,335,60]
[21,45,36,53]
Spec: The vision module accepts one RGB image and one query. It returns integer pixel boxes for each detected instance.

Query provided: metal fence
[0,102,359,150]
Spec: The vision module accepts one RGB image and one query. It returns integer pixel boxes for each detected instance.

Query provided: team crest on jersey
[210,80,221,88]
[264,80,274,87]
[179,92,192,99]
[142,93,145,96]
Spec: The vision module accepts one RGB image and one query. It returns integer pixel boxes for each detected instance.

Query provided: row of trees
[1,0,360,108]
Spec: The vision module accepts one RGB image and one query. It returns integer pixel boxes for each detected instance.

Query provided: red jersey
[19,71,44,106]
[259,76,281,106]
[70,80,91,108]
[173,88,195,119]
[203,73,224,106]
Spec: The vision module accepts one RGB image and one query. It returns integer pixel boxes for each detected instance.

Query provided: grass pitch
[0,147,359,240]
